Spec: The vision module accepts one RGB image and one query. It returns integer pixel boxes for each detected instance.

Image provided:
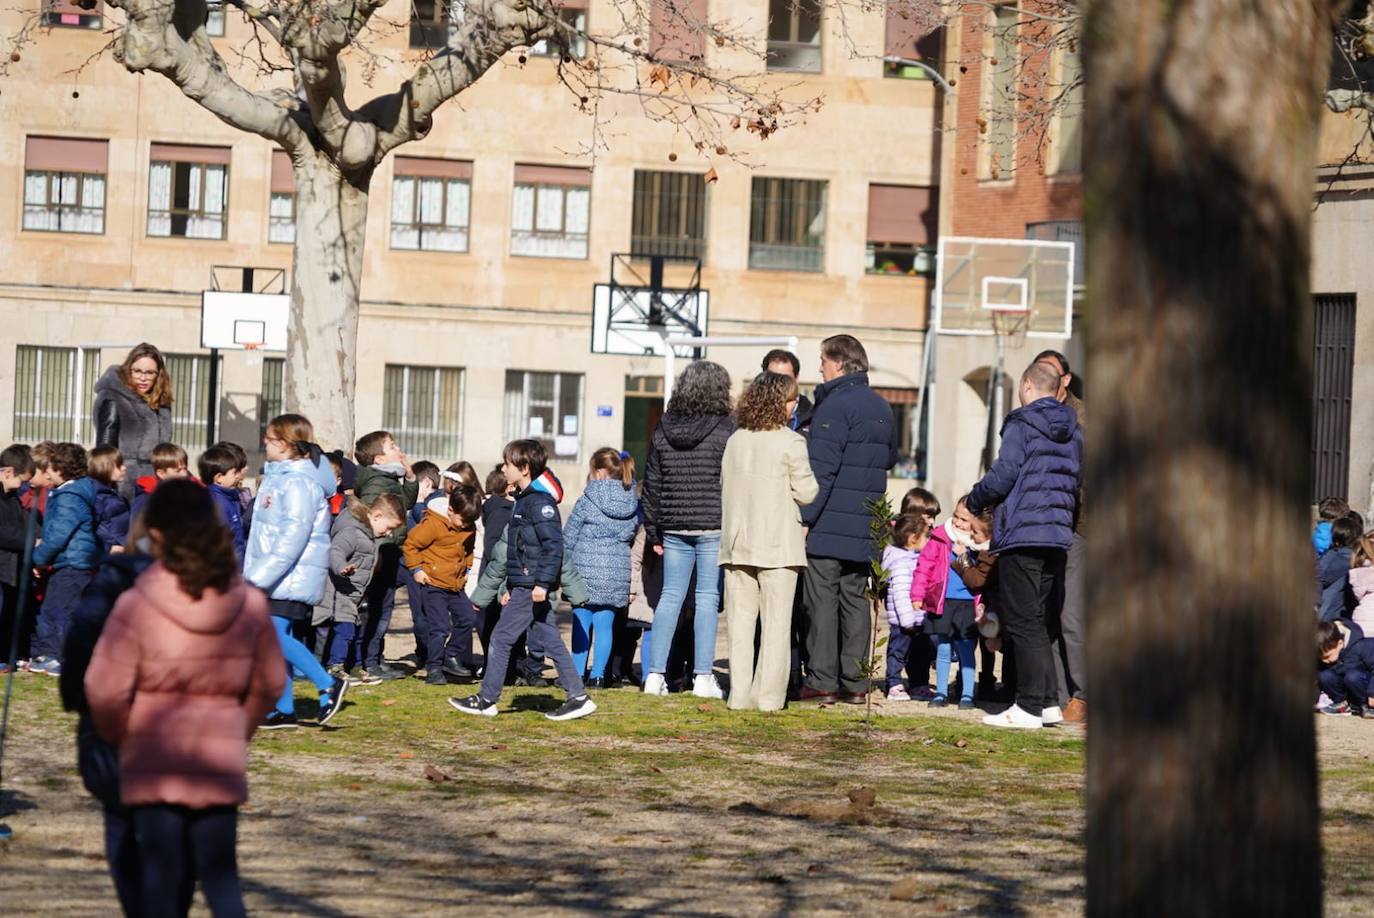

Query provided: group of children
[1313,495,1374,717]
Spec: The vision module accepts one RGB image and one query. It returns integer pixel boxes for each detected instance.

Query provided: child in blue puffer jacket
[30,443,102,675]
[565,449,641,688]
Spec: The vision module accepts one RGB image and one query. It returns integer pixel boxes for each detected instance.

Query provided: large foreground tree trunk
[285,151,371,452]
[1084,2,1331,914]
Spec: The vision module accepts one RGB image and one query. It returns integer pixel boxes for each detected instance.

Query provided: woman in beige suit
[719,372,819,711]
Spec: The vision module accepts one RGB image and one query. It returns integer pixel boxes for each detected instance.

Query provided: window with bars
[42,0,101,28]
[23,171,105,234]
[766,0,821,73]
[411,0,463,48]
[165,353,221,447]
[631,170,708,260]
[511,169,591,259]
[260,357,284,438]
[382,364,465,460]
[12,346,102,443]
[148,147,231,239]
[529,5,587,58]
[983,5,1018,181]
[749,176,826,271]
[391,161,472,253]
[504,370,582,460]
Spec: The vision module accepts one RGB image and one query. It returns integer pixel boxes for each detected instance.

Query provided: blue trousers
[478,588,585,703]
[571,606,620,679]
[272,615,333,716]
[885,624,924,691]
[326,622,359,669]
[647,533,722,676]
[416,585,475,670]
[33,567,93,661]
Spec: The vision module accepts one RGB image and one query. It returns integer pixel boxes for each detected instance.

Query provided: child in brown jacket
[85,479,285,918]
[403,485,482,685]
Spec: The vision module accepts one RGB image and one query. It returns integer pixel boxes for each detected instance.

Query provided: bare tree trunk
[284,150,370,451]
[1083,2,1332,914]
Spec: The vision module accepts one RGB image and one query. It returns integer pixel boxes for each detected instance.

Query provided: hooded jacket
[316,508,386,627]
[92,367,173,501]
[0,486,30,588]
[208,482,246,561]
[92,481,131,557]
[34,477,101,571]
[355,463,420,546]
[1349,565,1374,634]
[801,372,899,562]
[967,396,1083,553]
[565,478,641,607]
[471,526,590,609]
[718,426,819,569]
[910,522,982,620]
[403,503,477,593]
[243,457,333,606]
[506,470,565,591]
[1318,546,1354,622]
[882,543,922,630]
[643,412,736,543]
[84,564,285,808]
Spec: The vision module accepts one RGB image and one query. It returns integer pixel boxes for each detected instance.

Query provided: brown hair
[118,343,174,411]
[354,430,392,467]
[589,447,635,489]
[1319,497,1351,522]
[901,487,941,520]
[444,461,479,493]
[143,479,238,601]
[447,484,483,528]
[736,372,797,432]
[349,493,405,529]
[1353,533,1374,570]
[761,348,800,377]
[956,493,994,524]
[212,441,249,471]
[484,465,507,497]
[150,442,188,473]
[88,446,124,485]
[48,443,88,482]
[266,414,313,459]
[893,513,931,551]
[30,441,57,471]
[412,461,441,491]
[820,334,868,375]
[198,446,237,484]
[0,444,35,477]
[503,439,548,479]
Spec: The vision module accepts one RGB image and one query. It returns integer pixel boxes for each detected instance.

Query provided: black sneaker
[514,673,548,688]
[585,677,605,690]
[424,669,449,686]
[442,657,475,679]
[928,696,948,709]
[349,666,382,686]
[367,663,407,682]
[261,711,298,729]
[449,694,498,718]
[317,676,349,726]
[546,694,597,722]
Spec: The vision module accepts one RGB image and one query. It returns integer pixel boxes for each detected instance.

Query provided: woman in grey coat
[92,343,174,501]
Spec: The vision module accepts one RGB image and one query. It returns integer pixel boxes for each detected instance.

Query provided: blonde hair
[349,493,405,529]
[589,447,635,489]
[266,414,314,458]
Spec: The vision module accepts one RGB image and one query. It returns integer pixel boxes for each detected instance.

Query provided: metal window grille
[1312,294,1356,503]
[165,353,221,447]
[503,370,583,460]
[382,364,464,460]
[12,345,102,442]
[631,170,707,260]
[260,357,284,438]
[749,176,826,271]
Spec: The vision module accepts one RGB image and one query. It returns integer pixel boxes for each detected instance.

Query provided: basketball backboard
[933,237,1075,338]
[201,291,289,351]
[592,284,710,358]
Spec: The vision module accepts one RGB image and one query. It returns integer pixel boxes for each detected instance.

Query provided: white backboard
[592,284,710,357]
[933,237,1075,338]
[201,291,290,351]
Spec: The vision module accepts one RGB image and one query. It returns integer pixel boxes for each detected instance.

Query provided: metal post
[205,347,219,449]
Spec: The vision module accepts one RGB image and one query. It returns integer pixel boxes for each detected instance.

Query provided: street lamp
[882,55,953,93]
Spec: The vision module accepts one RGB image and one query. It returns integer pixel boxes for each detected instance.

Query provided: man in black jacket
[799,336,898,704]
[763,348,814,433]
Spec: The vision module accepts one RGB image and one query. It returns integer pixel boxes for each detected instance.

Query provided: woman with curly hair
[718,372,818,711]
[641,360,736,698]
[92,343,174,501]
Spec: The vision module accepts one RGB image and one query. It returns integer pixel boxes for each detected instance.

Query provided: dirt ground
[2,608,1373,916]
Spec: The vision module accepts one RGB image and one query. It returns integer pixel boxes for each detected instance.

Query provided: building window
[147,144,231,240]
[982,4,1019,180]
[876,387,923,479]
[883,1,941,79]
[22,137,108,234]
[411,0,462,49]
[631,170,707,260]
[511,165,591,259]
[749,176,826,272]
[259,357,284,439]
[166,353,221,447]
[1026,219,1085,287]
[1051,44,1083,176]
[866,184,937,277]
[767,0,821,73]
[504,370,582,460]
[12,345,101,442]
[41,0,101,28]
[391,157,472,253]
[267,149,295,244]
[205,0,225,35]
[650,0,706,62]
[530,0,587,59]
[383,364,464,459]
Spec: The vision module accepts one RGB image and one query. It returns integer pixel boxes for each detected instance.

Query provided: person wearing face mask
[92,344,174,503]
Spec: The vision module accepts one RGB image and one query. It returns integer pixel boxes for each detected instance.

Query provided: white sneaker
[692,673,724,699]
[1316,693,1333,711]
[982,704,1044,730]
[642,673,669,696]
[1041,705,1063,726]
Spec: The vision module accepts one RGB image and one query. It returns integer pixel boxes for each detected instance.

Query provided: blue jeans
[272,615,333,716]
[648,533,722,676]
[571,606,619,679]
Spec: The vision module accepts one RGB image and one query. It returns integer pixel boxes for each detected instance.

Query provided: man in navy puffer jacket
[800,335,899,704]
[968,360,1082,729]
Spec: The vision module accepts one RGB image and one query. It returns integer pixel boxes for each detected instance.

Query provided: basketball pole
[205,346,219,450]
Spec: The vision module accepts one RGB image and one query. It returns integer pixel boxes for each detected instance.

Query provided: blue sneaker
[30,656,62,677]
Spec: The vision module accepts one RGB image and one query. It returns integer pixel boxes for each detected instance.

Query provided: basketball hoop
[989,307,1030,345]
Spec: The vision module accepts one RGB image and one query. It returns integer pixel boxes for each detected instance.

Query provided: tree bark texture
[1084,2,1332,915]
[284,149,369,452]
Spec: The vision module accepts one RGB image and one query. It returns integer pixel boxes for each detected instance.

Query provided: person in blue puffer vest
[30,442,102,675]
[564,448,641,688]
[967,361,1083,730]
[243,414,346,729]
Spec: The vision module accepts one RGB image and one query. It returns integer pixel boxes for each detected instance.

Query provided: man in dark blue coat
[799,335,898,704]
[968,361,1082,729]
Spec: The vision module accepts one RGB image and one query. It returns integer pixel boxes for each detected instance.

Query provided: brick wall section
[946,0,1083,238]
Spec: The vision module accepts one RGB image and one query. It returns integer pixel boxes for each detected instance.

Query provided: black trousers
[802,556,872,694]
[129,804,244,918]
[996,547,1066,717]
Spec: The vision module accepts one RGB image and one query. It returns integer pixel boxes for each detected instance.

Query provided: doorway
[623,375,665,476]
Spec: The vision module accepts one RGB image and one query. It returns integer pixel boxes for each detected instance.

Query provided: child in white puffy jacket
[883,513,931,701]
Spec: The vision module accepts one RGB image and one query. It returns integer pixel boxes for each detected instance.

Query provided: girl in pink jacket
[910,499,985,708]
[85,479,285,918]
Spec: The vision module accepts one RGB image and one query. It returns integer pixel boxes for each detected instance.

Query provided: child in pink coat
[85,479,285,918]
[910,498,984,708]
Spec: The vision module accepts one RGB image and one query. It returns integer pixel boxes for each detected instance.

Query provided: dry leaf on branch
[704,167,719,184]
